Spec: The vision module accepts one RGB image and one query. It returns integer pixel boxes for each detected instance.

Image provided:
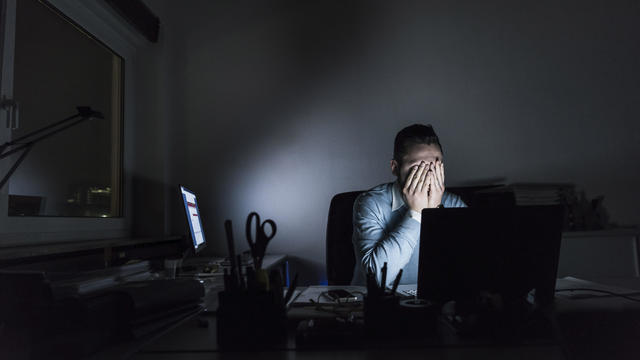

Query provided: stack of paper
[49,260,152,298]
[510,183,576,206]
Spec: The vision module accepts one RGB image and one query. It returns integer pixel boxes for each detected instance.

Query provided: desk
[127,277,640,360]
[134,344,566,360]
[554,277,640,360]
[135,305,566,360]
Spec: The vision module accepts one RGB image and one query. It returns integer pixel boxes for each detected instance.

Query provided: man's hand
[402,161,430,212]
[427,160,445,208]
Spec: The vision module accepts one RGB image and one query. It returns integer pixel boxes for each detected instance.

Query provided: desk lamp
[0,106,103,189]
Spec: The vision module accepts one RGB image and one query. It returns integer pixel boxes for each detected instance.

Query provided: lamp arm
[0,144,33,189]
[0,106,104,190]
[2,106,102,148]
[6,113,80,146]
[0,142,30,160]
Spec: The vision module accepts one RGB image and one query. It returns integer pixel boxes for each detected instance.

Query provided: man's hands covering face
[427,160,445,208]
[402,160,445,213]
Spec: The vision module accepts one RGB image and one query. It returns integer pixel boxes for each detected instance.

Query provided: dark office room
[0,0,639,359]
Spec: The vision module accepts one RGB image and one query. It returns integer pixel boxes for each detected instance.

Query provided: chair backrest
[326,190,364,285]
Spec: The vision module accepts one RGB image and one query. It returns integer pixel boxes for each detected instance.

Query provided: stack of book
[466,183,609,231]
[472,183,579,230]
[509,183,577,207]
[49,260,153,298]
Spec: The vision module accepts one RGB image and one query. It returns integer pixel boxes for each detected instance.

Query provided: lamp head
[76,106,104,119]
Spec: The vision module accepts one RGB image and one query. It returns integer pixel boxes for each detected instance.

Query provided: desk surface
[134,345,567,360]
[553,277,640,360]
[123,277,640,360]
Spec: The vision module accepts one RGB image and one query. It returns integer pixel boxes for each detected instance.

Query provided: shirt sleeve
[408,209,422,223]
[444,192,467,208]
[352,194,420,288]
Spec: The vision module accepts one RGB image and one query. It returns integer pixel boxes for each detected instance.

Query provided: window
[0,0,135,244]
[6,0,123,217]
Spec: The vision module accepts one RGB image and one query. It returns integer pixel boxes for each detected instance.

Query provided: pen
[380,262,388,292]
[223,268,230,290]
[236,254,245,290]
[270,269,284,306]
[246,266,255,292]
[391,269,403,295]
[366,266,377,296]
[284,272,299,305]
[224,220,238,288]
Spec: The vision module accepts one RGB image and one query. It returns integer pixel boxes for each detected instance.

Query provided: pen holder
[363,294,399,338]
[216,289,287,349]
[397,298,437,337]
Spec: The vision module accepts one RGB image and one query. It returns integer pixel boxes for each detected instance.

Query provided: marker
[391,269,403,295]
[381,262,388,292]
[224,220,238,288]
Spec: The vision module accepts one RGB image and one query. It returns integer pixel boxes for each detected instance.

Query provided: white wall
[141,0,640,284]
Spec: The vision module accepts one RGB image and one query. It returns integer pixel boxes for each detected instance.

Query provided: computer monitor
[180,185,206,253]
[417,205,563,307]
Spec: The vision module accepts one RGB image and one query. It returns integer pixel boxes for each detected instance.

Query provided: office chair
[326,190,364,285]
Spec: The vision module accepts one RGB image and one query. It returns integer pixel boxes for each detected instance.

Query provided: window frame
[0,0,142,247]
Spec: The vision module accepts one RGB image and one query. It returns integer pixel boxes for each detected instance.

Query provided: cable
[555,288,640,302]
[308,291,363,320]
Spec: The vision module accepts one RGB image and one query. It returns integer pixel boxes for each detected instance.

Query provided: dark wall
[140,0,640,284]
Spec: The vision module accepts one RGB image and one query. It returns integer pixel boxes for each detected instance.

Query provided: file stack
[509,183,577,207]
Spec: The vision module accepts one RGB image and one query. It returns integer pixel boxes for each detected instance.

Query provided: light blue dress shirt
[351,182,466,287]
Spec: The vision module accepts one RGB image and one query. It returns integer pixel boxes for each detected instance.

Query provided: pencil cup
[216,290,287,349]
[363,294,399,338]
[397,298,437,336]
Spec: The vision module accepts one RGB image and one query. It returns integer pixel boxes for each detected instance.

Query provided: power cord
[308,291,364,321]
[556,288,640,302]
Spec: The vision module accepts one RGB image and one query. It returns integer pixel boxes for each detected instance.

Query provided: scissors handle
[245,212,260,247]
[245,212,277,269]
[261,219,277,239]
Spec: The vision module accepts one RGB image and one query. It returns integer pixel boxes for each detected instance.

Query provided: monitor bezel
[179,184,207,254]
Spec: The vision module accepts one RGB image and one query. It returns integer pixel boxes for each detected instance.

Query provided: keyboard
[402,289,417,297]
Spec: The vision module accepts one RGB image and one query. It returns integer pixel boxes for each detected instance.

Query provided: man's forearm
[354,211,420,287]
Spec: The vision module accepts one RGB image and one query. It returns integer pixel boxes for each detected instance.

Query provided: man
[351,124,466,286]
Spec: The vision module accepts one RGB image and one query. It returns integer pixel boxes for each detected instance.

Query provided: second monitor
[418,205,564,307]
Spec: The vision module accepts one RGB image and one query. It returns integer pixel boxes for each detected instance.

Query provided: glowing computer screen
[180,185,206,252]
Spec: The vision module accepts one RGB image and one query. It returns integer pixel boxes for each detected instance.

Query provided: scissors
[245,212,277,269]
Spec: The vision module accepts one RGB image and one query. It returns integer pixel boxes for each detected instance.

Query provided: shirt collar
[391,181,405,212]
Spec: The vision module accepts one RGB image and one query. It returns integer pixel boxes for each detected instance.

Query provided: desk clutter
[291,265,438,347]
[292,264,560,349]
[363,264,437,338]
[217,214,298,349]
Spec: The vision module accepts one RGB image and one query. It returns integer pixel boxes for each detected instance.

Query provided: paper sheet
[292,286,366,305]
[395,284,417,297]
[555,276,640,300]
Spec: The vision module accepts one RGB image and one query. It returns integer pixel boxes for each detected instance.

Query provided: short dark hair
[393,124,443,162]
